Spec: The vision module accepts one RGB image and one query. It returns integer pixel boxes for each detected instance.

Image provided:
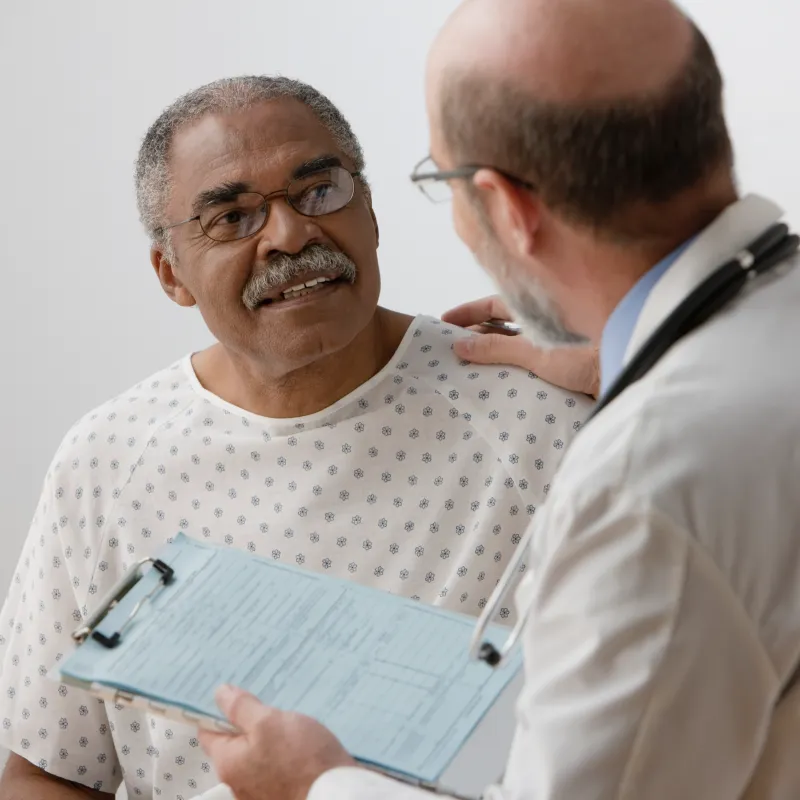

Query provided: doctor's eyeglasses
[410,155,536,204]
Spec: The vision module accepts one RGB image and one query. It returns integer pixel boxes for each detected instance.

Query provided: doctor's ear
[150,247,197,308]
[472,169,540,257]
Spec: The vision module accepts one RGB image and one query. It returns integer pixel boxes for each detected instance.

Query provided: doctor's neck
[549,170,739,341]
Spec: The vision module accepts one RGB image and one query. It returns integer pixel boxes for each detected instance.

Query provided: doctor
[198,0,800,797]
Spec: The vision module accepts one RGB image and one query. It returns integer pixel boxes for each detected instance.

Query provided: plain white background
[1,0,798,771]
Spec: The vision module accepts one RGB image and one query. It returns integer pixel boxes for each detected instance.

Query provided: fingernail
[456,338,473,355]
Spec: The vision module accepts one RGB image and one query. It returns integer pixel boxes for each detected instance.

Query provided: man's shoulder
[396,315,491,372]
[398,315,570,387]
[50,358,198,481]
[397,315,593,427]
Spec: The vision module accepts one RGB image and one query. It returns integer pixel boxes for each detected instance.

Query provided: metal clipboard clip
[72,557,175,649]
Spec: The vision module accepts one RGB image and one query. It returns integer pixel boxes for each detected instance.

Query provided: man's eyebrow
[292,155,343,180]
[191,181,252,216]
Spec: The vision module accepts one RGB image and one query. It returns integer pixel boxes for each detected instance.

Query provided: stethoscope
[471,222,800,668]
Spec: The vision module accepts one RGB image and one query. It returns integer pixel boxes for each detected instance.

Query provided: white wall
[0,0,468,602]
[0,0,798,693]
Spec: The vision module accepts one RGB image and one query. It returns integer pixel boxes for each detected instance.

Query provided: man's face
[158,100,381,373]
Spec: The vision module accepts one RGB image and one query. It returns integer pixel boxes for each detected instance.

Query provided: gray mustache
[242,244,358,310]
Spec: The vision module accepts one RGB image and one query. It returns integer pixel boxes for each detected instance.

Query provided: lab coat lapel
[623,194,785,363]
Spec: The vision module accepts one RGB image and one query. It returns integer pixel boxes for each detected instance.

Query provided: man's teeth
[280,276,333,300]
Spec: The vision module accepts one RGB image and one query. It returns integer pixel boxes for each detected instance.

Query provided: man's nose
[256,199,324,260]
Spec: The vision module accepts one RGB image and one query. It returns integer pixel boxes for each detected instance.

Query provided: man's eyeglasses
[160,166,361,243]
[410,155,535,204]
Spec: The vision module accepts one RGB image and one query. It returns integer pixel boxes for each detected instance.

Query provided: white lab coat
[307,194,800,800]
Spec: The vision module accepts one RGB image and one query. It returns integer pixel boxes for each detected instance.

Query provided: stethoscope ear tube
[469,524,536,666]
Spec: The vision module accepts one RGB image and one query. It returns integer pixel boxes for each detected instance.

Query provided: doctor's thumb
[215,685,267,731]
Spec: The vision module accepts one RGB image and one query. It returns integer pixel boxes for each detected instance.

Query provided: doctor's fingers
[455,335,600,397]
[453,332,537,368]
[442,295,513,328]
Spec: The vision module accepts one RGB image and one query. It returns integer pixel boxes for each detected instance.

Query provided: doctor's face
[463,198,588,349]
[424,77,586,349]
[427,144,585,349]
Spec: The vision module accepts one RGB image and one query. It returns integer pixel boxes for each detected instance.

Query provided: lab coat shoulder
[546,264,800,676]
[542,316,790,559]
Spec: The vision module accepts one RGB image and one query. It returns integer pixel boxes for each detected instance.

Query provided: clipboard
[68,555,238,734]
[60,535,523,798]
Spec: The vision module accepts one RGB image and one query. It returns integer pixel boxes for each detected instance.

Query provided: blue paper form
[61,534,521,783]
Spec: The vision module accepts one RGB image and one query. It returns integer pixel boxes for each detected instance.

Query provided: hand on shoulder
[442,297,600,399]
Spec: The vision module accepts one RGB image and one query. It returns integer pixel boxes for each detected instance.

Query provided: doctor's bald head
[426,0,734,245]
[421,0,738,348]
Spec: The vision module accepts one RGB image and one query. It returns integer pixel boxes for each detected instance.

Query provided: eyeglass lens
[199,166,356,242]
[420,179,453,204]
[414,157,453,204]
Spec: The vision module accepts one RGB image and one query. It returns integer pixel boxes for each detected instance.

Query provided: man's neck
[193,308,413,419]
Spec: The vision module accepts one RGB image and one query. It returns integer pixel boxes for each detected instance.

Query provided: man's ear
[369,206,380,249]
[150,247,197,308]
[472,170,540,259]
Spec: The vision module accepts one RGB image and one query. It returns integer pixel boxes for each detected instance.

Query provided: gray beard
[469,201,587,350]
[498,277,589,349]
[473,226,588,349]
[242,244,358,310]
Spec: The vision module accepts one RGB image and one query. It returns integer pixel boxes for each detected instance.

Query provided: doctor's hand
[443,296,600,399]
[198,685,356,800]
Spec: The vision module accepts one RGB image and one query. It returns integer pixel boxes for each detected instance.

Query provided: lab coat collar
[624,194,785,362]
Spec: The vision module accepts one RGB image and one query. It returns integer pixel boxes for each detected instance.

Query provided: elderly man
[193,0,800,799]
[0,76,589,799]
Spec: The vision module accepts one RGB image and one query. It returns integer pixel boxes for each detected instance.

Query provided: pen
[480,319,522,335]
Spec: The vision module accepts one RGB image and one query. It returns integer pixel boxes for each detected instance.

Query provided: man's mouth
[257,274,347,307]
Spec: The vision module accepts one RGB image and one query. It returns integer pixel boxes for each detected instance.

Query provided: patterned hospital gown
[0,316,591,798]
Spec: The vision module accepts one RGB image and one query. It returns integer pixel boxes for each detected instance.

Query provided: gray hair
[135,76,368,259]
